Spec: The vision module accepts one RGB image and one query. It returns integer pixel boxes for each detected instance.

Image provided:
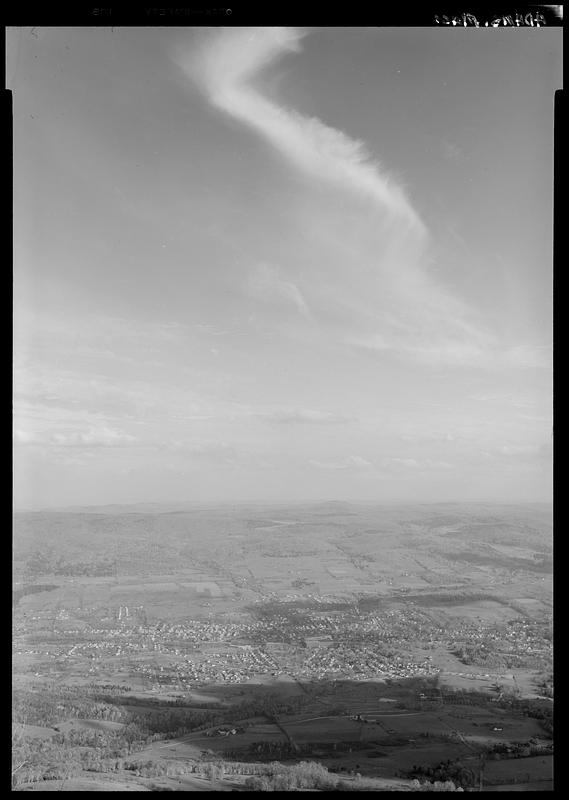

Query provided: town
[13,596,552,691]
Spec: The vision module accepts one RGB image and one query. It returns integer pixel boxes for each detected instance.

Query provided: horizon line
[13,498,553,514]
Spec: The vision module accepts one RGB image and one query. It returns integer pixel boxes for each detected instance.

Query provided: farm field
[482,754,553,788]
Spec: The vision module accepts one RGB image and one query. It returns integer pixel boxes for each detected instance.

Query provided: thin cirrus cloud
[494,442,552,459]
[382,457,454,471]
[14,425,137,448]
[259,408,353,425]
[179,27,425,233]
[309,455,373,470]
[248,263,312,319]
[174,27,498,367]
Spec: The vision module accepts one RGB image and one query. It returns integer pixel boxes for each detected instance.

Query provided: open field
[487,781,553,792]
[483,754,553,787]
[13,725,56,740]
[17,777,152,791]
[54,718,126,734]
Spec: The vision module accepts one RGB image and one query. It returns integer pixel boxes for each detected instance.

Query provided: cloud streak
[248,262,312,318]
[180,27,426,235]
[259,408,353,425]
[309,455,373,470]
[14,425,137,448]
[175,27,500,367]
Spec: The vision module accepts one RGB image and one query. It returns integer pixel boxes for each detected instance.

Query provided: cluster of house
[448,618,552,663]
[15,597,551,690]
[204,726,244,737]
[299,644,438,681]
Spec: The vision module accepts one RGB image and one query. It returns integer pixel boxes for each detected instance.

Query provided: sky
[9,25,560,509]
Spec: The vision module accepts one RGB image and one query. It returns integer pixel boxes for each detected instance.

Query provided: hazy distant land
[12,503,553,791]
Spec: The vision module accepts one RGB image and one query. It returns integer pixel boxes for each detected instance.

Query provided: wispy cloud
[493,442,552,459]
[248,263,311,318]
[14,425,137,448]
[382,456,454,470]
[179,27,425,234]
[175,27,505,367]
[259,408,353,425]
[309,455,373,470]
[400,431,457,444]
